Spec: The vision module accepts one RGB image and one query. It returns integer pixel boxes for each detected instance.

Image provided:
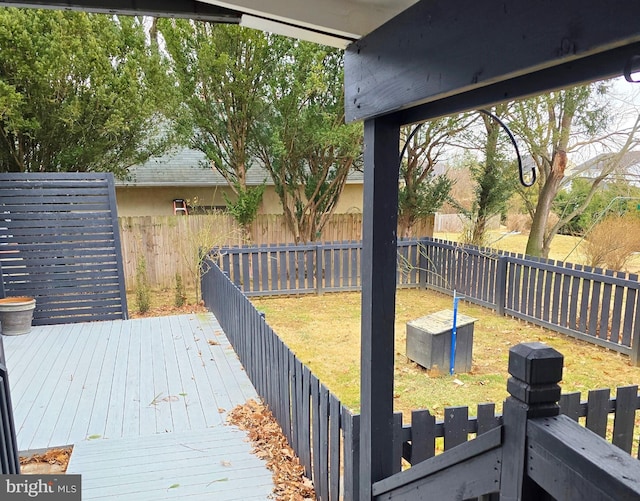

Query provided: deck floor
[2,313,272,500]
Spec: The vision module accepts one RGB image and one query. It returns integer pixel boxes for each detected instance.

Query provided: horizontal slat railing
[0,173,128,324]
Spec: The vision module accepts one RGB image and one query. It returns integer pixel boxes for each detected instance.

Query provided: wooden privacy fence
[118,214,433,290]
[216,237,640,364]
[0,173,128,325]
[201,261,640,500]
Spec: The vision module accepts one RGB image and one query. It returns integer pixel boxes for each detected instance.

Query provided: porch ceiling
[0,0,418,47]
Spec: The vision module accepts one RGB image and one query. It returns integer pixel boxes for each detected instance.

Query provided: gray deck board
[2,313,271,500]
[66,426,272,500]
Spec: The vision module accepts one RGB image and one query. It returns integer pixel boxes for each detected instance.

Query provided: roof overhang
[0,0,242,23]
[0,0,420,49]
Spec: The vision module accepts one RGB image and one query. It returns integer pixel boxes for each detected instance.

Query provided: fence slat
[342,410,360,501]
[444,406,468,450]
[392,412,403,474]
[600,271,614,340]
[329,393,341,501]
[477,403,499,435]
[311,374,321,496]
[611,273,626,343]
[301,365,313,477]
[622,279,638,347]
[588,279,601,337]
[568,268,581,330]
[585,388,611,438]
[559,392,581,421]
[612,385,638,454]
[318,384,330,501]
[579,272,592,332]
[410,409,435,464]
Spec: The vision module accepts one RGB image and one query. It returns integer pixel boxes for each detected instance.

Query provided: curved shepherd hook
[478,109,536,188]
[399,112,536,188]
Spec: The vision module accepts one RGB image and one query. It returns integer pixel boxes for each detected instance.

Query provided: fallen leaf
[208,478,229,485]
[227,399,316,500]
[168,484,180,490]
[208,339,219,345]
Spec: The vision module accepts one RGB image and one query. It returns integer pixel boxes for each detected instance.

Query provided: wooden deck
[2,313,273,500]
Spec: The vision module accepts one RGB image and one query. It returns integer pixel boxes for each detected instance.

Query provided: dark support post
[0,336,20,474]
[360,116,400,499]
[500,342,563,501]
[495,256,507,316]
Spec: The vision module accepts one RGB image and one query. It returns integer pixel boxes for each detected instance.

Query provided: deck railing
[216,238,640,365]
[201,258,640,500]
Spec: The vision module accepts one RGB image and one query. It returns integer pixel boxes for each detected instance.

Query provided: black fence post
[495,256,508,316]
[418,239,429,290]
[316,244,323,295]
[0,336,20,474]
[500,342,563,501]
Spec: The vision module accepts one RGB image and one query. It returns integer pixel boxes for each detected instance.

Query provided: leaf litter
[228,399,315,501]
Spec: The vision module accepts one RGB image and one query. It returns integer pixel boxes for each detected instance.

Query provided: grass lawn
[250,288,640,421]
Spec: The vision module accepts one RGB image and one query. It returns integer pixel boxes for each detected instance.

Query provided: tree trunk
[525,150,567,258]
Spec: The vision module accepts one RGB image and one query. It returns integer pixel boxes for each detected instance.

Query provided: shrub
[174,273,186,308]
[135,255,151,313]
[581,214,640,270]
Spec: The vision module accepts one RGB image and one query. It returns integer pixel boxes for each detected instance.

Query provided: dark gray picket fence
[216,238,640,365]
[202,259,640,500]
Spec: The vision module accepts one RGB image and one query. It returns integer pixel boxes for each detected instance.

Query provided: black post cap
[508,342,564,386]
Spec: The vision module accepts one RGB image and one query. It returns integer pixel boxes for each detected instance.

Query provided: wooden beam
[360,116,400,499]
[527,415,640,501]
[371,426,502,497]
[0,0,242,22]
[345,0,640,122]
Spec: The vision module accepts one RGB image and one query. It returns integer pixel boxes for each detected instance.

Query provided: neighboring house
[567,151,640,186]
[115,147,364,216]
